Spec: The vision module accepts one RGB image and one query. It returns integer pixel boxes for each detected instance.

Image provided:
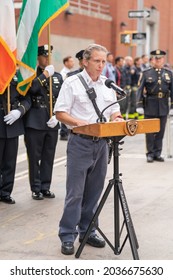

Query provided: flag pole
[48,23,53,118]
[7,85,11,113]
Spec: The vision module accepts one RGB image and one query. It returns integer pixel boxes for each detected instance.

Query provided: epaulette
[142,67,152,73]
[163,67,173,73]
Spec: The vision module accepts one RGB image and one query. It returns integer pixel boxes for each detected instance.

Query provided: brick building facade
[14,0,173,71]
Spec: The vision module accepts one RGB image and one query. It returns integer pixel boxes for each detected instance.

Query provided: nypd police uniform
[0,74,30,203]
[24,45,63,199]
[137,49,173,162]
[61,50,85,140]
[67,49,84,78]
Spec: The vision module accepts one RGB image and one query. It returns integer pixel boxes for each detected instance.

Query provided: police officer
[67,49,85,77]
[136,49,173,163]
[24,45,63,200]
[0,74,30,204]
[60,50,85,141]
[121,56,133,118]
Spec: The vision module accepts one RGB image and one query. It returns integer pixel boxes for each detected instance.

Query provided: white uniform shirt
[54,69,120,128]
[60,66,71,80]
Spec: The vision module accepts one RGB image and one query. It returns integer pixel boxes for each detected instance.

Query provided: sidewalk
[0,133,173,260]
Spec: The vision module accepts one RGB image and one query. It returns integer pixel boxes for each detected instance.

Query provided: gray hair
[83,44,108,60]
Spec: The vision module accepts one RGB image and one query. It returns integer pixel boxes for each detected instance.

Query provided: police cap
[150,49,166,58]
[38,44,53,56]
[75,50,84,60]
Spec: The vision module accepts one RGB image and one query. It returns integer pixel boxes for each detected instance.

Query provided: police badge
[124,119,138,136]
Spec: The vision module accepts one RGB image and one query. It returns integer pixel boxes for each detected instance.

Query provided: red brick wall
[14,0,173,65]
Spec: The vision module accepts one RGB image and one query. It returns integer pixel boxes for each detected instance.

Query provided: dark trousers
[145,115,167,157]
[60,123,69,136]
[24,128,58,192]
[0,137,18,197]
[59,134,108,242]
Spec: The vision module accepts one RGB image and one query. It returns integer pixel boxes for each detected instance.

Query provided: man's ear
[83,59,88,68]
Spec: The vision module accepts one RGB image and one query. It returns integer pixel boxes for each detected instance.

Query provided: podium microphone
[97,79,126,122]
[105,79,127,96]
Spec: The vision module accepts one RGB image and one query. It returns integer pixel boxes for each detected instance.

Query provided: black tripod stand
[75,136,139,260]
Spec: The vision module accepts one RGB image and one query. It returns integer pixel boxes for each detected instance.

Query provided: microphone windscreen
[105,79,113,88]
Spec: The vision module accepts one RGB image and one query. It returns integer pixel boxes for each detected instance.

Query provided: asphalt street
[0,120,173,260]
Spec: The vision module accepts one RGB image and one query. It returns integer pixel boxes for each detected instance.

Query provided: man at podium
[54,43,124,255]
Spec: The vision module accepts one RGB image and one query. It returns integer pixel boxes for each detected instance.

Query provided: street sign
[128,10,150,18]
[132,32,146,40]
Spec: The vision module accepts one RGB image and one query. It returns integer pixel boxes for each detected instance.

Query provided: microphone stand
[75,135,139,260]
[98,94,126,124]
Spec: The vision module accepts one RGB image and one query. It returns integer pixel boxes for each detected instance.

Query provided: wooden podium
[73,118,160,137]
[74,119,160,260]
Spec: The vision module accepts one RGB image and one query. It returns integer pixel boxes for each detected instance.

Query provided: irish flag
[17,0,69,95]
[0,0,16,94]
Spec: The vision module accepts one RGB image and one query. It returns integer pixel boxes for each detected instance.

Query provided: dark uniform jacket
[123,65,132,87]
[136,67,173,116]
[0,74,30,138]
[24,66,63,130]
[131,66,142,87]
[66,68,83,78]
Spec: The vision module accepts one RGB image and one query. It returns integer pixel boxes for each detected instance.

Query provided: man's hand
[4,110,21,125]
[44,65,54,77]
[47,115,58,128]
[136,108,144,115]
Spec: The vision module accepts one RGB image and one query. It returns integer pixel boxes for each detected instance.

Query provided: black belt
[71,131,101,142]
[148,92,167,98]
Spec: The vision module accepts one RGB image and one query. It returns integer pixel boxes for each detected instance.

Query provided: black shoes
[79,234,106,248]
[32,192,44,200]
[61,234,105,255]
[147,155,164,163]
[61,241,74,255]
[154,156,164,162]
[42,190,55,198]
[0,196,15,204]
[32,190,55,200]
[147,155,153,163]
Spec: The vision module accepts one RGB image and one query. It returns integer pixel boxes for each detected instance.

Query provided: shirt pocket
[103,91,115,103]
[162,72,171,84]
[146,76,156,84]
[76,95,92,110]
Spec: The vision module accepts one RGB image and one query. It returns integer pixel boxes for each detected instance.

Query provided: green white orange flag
[0,0,16,94]
[17,0,69,96]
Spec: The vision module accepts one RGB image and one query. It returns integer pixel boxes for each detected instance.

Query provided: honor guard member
[136,49,173,163]
[24,45,63,200]
[67,49,85,77]
[0,74,30,204]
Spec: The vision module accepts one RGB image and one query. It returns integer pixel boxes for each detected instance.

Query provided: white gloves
[45,65,54,77]
[169,108,173,116]
[136,108,144,115]
[47,115,58,128]
[4,110,21,125]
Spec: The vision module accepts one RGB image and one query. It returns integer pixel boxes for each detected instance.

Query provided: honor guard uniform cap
[150,49,166,58]
[38,45,53,56]
[75,50,84,61]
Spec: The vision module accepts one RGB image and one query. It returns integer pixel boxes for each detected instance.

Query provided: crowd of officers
[0,45,173,204]
[103,52,172,119]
